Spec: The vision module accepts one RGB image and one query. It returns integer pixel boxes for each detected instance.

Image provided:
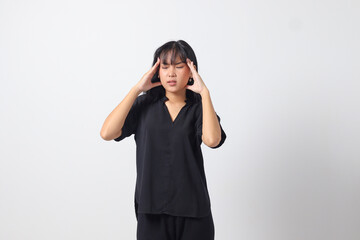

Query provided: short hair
[145,40,201,103]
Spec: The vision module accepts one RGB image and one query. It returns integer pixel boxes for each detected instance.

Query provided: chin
[164,87,177,92]
[166,86,187,92]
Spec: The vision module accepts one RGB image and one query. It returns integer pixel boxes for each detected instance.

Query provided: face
[159,52,192,93]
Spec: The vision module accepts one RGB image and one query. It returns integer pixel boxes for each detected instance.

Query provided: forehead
[160,50,184,64]
[163,55,180,61]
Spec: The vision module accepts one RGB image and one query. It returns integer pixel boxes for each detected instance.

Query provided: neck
[165,89,187,104]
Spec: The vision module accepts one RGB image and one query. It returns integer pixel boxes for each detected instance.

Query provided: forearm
[200,88,222,147]
[100,85,142,140]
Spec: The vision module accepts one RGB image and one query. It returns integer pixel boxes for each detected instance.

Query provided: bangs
[159,46,187,65]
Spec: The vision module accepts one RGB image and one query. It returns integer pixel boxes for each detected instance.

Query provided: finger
[186,58,191,65]
[152,57,160,68]
[186,58,195,70]
[150,58,161,73]
[152,81,162,87]
[154,57,160,67]
[186,59,193,70]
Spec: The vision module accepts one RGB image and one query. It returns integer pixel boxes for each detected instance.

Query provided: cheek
[158,69,164,78]
[179,68,190,77]
[182,67,190,74]
[159,69,168,82]
[159,68,167,75]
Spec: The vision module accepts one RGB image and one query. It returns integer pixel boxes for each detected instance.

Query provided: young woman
[100,40,226,240]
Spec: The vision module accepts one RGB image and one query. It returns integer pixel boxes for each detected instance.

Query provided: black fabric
[114,93,226,218]
[136,211,215,240]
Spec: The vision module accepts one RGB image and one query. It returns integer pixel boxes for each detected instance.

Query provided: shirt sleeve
[114,94,146,142]
[195,104,227,149]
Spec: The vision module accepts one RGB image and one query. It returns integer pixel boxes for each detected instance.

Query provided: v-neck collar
[160,95,190,125]
[160,95,191,104]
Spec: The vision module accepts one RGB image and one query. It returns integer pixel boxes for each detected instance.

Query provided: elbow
[100,129,109,141]
[100,128,114,141]
[207,137,221,148]
[100,128,122,141]
[203,134,221,148]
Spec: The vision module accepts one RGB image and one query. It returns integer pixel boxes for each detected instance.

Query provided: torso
[130,94,214,217]
[164,101,187,123]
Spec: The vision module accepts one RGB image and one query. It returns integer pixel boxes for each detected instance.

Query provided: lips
[167,80,177,85]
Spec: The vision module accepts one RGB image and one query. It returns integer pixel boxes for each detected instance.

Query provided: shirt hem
[136,208,212,218]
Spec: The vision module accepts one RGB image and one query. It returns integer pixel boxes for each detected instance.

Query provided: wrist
[200,87,209,97]
[133,84,143,95]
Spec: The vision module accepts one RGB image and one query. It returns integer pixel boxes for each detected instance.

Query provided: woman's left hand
[186,58,207,94]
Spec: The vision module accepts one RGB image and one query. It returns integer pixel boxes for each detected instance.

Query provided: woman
[100,40,226,240]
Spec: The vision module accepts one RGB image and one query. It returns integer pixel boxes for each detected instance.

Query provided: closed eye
[162,66,184,69]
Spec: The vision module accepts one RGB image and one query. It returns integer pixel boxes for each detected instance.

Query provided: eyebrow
[162,61,184,65]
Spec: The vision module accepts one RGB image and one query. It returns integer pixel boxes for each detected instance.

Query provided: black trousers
[136,211,215,240]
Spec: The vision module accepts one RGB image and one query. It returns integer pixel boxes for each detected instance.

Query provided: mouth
[167,80,177,85]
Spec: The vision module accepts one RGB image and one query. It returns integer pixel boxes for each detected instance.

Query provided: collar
[160,95,191,104]
[160,95,168,102]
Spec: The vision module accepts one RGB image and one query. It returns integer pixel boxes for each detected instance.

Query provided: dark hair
[145,40,201,103]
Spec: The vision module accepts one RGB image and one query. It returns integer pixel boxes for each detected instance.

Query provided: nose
[168,68,176,77]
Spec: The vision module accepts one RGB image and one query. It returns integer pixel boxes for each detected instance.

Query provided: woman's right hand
[136,57,162,92]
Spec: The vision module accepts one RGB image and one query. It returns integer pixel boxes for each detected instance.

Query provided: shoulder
[134,93,152,105]
[131,93,159,113]
[136,93,148,101]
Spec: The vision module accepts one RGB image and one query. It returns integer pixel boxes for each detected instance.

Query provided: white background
[1,0,359,239]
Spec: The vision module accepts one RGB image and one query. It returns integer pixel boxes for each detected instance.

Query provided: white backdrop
[1,0,359,239]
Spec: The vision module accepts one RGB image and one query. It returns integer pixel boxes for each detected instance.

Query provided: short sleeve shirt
[114,93,227,218]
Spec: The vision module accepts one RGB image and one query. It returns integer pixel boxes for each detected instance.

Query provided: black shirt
[114,93,226,218]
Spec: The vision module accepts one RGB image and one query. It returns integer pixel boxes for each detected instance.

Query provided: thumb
[153,81,162,87]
